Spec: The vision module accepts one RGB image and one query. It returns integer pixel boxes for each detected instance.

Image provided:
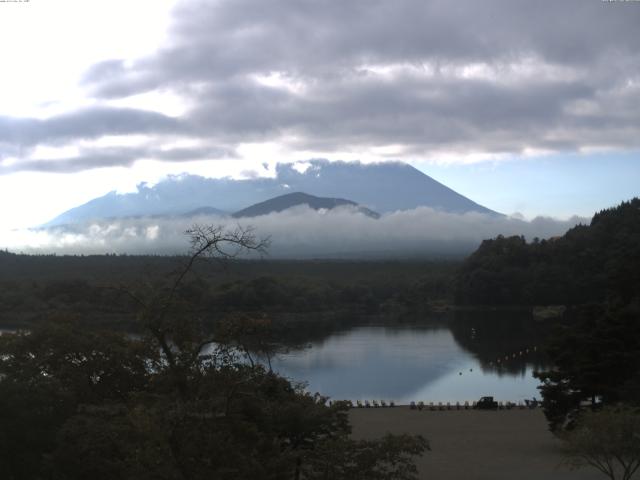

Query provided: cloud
[0,107,181,147]
[4,207,587,257]
[84,0,640,155]
[0,145,236,174]
[0,107,194,171]
[2,0,639,173]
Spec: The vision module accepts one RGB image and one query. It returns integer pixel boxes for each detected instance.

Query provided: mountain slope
[44,160,498,226]
[180,206,228,217]
[232,192,380,218]
[273,161,497,215]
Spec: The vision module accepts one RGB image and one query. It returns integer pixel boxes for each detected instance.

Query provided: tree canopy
[455,198,640,306]
[0,225,428,480]
[561,407,640,480]
[534,302,640,431]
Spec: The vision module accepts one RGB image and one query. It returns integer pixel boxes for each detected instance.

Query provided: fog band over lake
[4,207,585,257]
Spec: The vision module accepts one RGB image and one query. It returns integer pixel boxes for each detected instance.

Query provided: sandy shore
[349,407,602,480]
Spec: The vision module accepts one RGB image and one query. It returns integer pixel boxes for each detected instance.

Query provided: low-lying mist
[3,206,587,258]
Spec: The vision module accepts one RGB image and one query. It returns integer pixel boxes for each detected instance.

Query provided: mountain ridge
[232,192,380,219]
[44,160,499,226]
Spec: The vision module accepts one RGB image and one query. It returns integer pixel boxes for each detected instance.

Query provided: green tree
[0,316,152,480]
[561,407,640,480]
[535,302,640,431]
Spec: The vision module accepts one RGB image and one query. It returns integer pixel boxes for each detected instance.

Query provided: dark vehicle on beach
[475,396,499,410]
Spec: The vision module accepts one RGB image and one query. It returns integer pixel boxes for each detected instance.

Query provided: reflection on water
[272,312,549,403]
[449,310,548,375]
[0,313,549,403]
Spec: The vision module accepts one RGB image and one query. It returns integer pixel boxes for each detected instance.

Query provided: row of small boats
[338,399,540,410]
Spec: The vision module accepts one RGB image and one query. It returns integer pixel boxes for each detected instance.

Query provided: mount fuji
[45,160,498,226]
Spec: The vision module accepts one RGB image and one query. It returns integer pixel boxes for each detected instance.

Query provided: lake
[270,313,549,404]
[0,311,550,404]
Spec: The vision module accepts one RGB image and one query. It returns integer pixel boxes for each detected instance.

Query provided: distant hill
[232,192,380,219]
[44,160,498,226]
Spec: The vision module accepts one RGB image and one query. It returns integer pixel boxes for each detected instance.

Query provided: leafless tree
[118,225,269,379]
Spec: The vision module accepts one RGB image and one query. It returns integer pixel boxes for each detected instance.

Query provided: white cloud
[0,0,178,118]
[2,207,586,258]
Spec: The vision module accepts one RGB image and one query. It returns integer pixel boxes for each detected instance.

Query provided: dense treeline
[0,251,455,284]
[454,198,640,306]
[535,302,640,431]
[0,255,455,330]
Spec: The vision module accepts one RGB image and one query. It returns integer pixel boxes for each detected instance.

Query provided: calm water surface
[1,313,548,404]
[271,322,546,403]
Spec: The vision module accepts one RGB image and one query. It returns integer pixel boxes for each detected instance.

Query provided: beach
[349,407,603,480]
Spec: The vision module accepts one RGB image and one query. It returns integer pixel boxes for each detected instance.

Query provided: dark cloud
[105,0,637,87]
[3,0,640,173]
[0,145,235,174]
[186,75,600,154]
[0,107,182,149]
[84,0,640,157]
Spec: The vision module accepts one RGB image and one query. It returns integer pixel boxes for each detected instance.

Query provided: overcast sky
[1,0,639,233]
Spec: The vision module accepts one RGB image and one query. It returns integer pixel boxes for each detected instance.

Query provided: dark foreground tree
[561,407,640,480]
[535,302,640,432]
[0,225,428,480]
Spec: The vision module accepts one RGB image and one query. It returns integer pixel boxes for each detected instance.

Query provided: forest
[0,252,455,332]
[454,198,640,307]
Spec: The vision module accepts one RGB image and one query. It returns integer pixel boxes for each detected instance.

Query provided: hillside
[232,192,380,218]
[454,198,640,306]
